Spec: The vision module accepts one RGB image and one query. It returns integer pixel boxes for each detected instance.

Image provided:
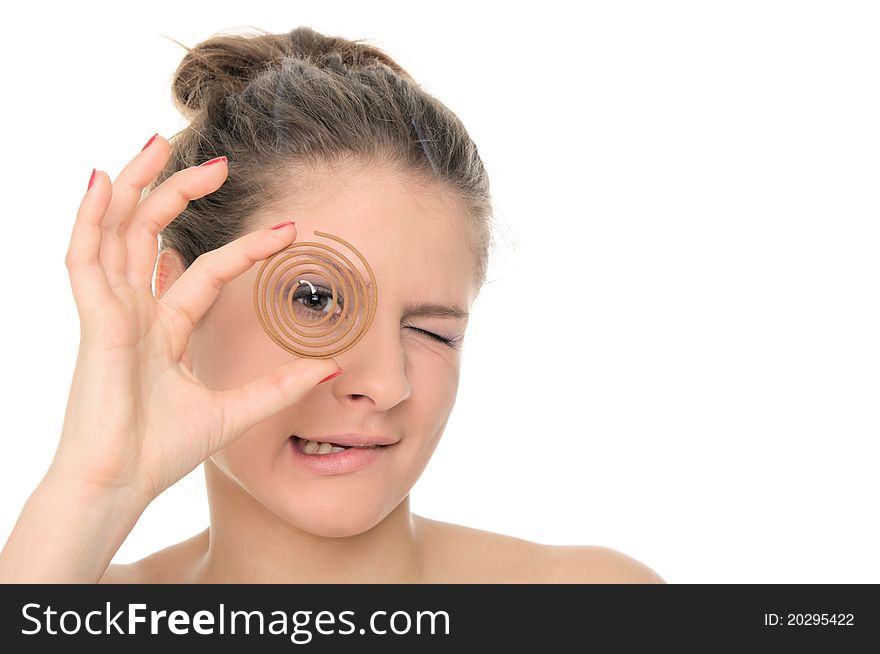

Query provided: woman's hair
[149,25,495,293]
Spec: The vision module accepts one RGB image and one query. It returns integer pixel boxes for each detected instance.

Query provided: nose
[329,314,411,410]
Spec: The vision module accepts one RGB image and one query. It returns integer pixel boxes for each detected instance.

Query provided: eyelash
[289,284,462,349]
[406,326,463,349]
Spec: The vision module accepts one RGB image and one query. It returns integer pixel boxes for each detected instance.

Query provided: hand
[52,135,341,506]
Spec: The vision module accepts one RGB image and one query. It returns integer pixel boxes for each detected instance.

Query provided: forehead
[273,163,468,256]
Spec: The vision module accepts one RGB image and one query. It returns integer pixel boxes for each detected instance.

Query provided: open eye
[290,281,344,319]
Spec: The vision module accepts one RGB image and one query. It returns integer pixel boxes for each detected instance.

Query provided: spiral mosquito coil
[252,229,378,358]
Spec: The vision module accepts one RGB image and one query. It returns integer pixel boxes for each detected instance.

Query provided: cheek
[409,350,461,411]
[392,357,460,471]
[209,427,281,490]
[191,314,296,390]
[190,279,290,386]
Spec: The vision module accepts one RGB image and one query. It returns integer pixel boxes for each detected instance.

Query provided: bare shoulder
[415,515,548,583]
[539,544,667,583]
[415,516,665,583]
[98,528,209,584]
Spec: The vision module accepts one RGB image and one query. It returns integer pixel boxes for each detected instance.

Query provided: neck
[193,459,425,583]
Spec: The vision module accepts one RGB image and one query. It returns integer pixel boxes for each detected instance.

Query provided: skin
[101,160,664,584]
[0,130,663,583]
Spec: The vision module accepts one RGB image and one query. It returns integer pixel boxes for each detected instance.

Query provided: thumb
[213,358,343,447]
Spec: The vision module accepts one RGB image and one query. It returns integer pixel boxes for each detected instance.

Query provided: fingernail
[270,220,296,230]
[199,156,227,167]
[87,168,96,191]
[140,133,158,152]
[318,368,344,384]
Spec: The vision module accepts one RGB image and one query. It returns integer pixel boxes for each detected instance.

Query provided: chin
[268,494,394,538]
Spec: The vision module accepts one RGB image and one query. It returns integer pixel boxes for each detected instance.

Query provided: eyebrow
[402,302,470,320]
[349,277,469,320]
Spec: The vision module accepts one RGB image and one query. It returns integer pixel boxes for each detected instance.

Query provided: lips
[288,435,389,475]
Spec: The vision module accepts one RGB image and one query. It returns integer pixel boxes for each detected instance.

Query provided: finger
[125,153,229,290]
[99,134,171,288]
[160,221,299,332]
[213,356,343,449]
[65,170,117,322]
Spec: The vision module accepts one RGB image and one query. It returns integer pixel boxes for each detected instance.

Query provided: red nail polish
[318,369,344,384]
[270,220,296,230]
[141,133,158,152]
[87,168,96,191]
[199,156,227,167]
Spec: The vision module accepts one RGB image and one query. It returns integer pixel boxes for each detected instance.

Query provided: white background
[0,1,877,583]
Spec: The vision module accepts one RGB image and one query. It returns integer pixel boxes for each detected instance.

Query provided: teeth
[303,439,340,455]
[295,436,380,455]
[317,442,335,454]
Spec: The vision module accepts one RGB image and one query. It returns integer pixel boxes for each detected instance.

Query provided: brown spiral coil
[252,229,378,358]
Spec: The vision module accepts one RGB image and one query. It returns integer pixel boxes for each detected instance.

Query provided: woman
[0,26,663,584]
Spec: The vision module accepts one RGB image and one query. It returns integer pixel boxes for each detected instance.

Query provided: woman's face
[179,163,477,537]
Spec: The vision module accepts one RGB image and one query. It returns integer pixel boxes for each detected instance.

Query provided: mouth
[290,435,393,455]
[287,435,392,475]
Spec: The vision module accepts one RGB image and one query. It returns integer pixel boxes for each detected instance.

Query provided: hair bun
[170,26,413,120]
[287,26,411,78]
